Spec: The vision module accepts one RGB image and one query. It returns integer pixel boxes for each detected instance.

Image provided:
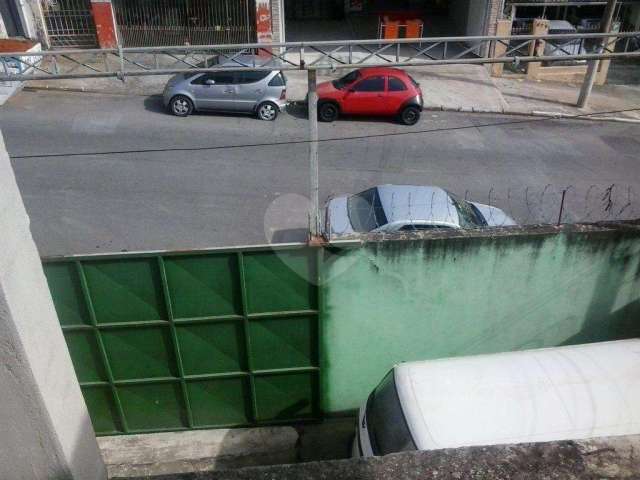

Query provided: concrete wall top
[121,434,640,480]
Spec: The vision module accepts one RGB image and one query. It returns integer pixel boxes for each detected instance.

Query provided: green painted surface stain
[320,232,640,413]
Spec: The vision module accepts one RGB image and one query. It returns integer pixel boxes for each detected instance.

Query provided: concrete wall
[16,0,41,40]
[0,130,106,479]
[320,225,640,413]
[0,13,7,38]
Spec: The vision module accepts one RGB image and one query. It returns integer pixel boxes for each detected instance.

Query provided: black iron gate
[40,0,98,48]
[112,0,256,47]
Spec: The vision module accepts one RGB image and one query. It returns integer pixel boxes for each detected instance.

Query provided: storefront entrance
[283,0,490,42]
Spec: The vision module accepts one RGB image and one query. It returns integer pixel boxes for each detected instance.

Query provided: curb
[23,85,161,97]
[424,105,640,124]
[20,86,640,124]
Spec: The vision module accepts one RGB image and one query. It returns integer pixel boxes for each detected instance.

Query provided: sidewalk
[21,63,640,122]
[0,80,23,106]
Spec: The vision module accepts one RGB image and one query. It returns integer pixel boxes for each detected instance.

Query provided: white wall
[0,130,107,480]
[0,12,7,38]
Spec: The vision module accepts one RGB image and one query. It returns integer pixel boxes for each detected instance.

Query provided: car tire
[318,102,339,122]
[170,95,193,117]
[399,105,421,126]
[257,102,279,121]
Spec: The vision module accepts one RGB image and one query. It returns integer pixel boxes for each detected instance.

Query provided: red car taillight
[280,89,286,100]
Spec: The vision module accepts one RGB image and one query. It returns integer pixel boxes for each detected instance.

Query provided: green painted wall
[320,229,640,413]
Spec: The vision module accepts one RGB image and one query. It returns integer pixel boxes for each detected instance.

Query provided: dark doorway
[0,0,25,37]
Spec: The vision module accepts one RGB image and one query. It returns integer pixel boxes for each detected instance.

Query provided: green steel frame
[43,244,320,435]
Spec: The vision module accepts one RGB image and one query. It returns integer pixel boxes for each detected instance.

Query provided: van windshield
[366,371,417,456]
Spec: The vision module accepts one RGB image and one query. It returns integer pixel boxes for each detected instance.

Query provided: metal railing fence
[1,31,640,81]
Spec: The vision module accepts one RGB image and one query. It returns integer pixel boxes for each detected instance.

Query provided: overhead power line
[10,107,640,160]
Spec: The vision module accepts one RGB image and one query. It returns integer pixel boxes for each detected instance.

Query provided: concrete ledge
[99,427,299,478]
[119,434,640,480]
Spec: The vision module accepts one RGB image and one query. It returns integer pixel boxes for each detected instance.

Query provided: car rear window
[389,77,408,91]
[268,72,286,87]
[237,71,270,84]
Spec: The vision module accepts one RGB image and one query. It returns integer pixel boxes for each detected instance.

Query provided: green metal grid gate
[43,245,319,435]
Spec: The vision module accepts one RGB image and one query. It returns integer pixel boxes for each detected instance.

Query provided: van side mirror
[205,79,216,85]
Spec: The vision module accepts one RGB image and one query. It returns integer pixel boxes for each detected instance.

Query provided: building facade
[21,0,507,49]
[10,0,638,50]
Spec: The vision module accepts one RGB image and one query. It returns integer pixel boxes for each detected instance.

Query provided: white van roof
[394,340,640,451]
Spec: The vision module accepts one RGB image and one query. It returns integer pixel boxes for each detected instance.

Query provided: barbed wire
[325,184,640,239]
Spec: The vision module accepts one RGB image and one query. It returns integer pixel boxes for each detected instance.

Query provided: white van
[353,339,640,457]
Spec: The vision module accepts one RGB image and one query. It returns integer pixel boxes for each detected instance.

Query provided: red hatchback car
[316,67,423,125]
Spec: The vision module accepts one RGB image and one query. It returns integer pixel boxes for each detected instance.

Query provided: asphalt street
[2,90,640,256]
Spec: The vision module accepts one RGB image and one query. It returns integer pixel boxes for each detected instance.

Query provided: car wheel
[257,102,278,121]
[170,95,193,117]
[318,102,339,122]
[399,105,421,126]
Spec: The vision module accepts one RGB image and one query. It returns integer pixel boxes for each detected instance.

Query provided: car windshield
[332,70,361,90]
[347,188,388,232]
[366,371,417,456]
[449,194,484,228]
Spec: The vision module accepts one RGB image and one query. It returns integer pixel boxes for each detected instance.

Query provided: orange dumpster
[406,19,424,39]
[384,18,400,40]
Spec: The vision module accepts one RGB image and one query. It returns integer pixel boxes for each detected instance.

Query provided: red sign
[256,0,273,44]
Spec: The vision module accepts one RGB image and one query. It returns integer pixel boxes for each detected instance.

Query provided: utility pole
[577,0,617,108]
[307,69,320,239]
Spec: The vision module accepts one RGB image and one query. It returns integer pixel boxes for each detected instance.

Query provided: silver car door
[190,71,237,110]
[234,71,271,112]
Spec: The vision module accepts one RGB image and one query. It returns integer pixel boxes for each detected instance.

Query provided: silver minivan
[163,56,287,120]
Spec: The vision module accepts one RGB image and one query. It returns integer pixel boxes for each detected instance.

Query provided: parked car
[353,339,640,457]
[163,55,287,120]
[324,185,516,237]
[543,20,588,64]
[315,68,423,125]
